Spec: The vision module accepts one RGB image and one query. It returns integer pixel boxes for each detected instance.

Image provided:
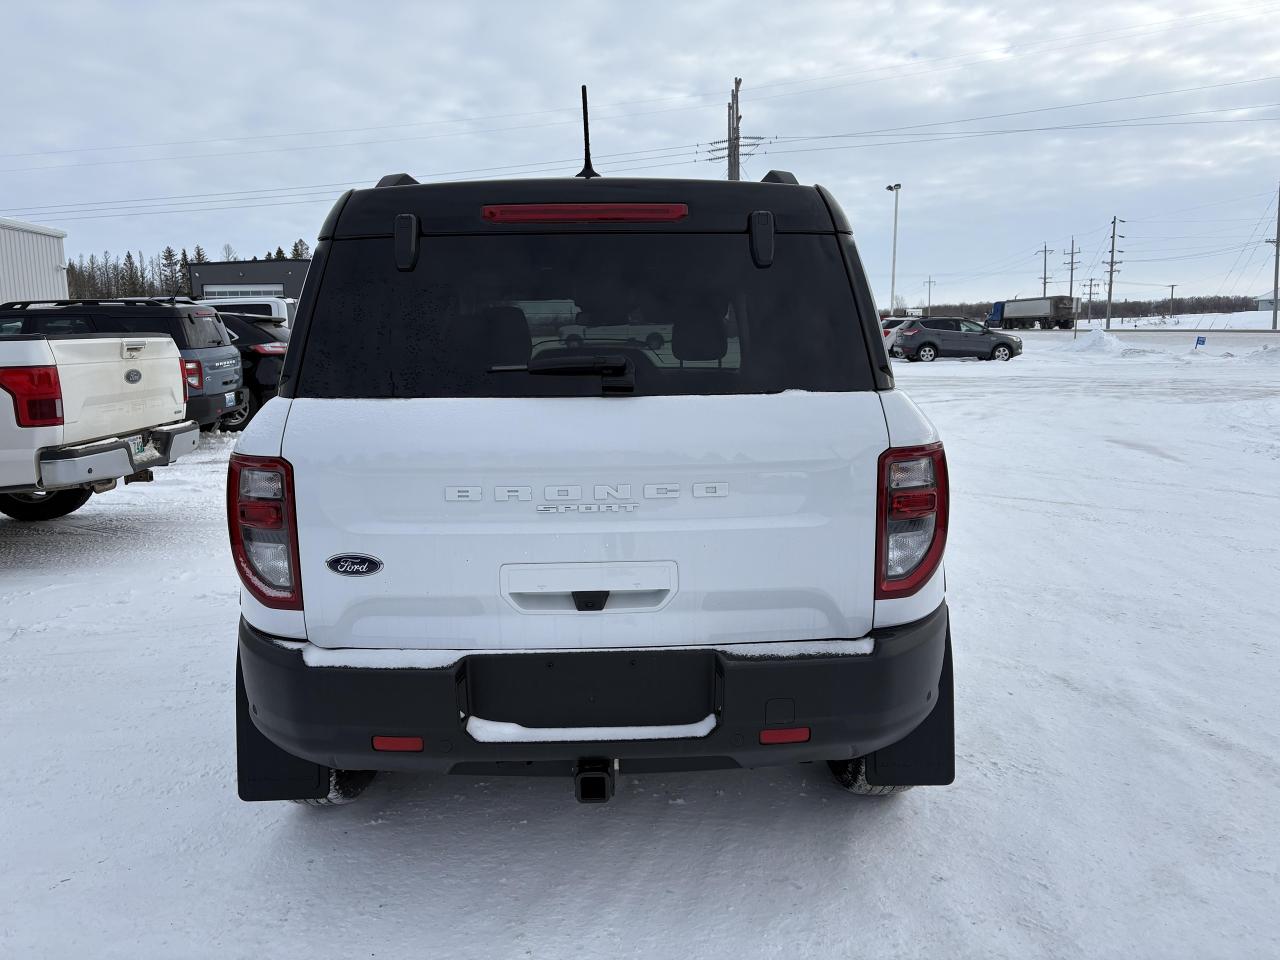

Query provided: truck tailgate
[46,337,186,445]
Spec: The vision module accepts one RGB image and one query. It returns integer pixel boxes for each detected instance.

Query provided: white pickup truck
[0,332,199,520]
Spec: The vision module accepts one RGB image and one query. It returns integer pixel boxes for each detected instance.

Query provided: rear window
[297,234,873,397]
[94,312,228,348]
[226,303,275,317]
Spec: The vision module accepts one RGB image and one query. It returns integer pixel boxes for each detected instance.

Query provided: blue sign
[1195,336,1206,348]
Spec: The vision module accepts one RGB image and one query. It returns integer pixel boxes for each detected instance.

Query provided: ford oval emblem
[125,368,142,384]
[326,554,383,576]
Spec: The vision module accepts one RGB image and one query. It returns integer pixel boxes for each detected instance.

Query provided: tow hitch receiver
[574,758,615,803]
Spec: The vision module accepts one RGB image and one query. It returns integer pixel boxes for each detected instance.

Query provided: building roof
[0,217,67,239]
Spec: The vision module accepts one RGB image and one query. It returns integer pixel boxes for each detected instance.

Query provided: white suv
[230,171,954,805]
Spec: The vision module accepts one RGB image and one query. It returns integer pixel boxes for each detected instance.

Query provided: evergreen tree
[122,252,143,296]
[179,248,191,296]
[137,251,150,296]
[192,244,208,263]
[159,246,181,296]
[251,255,259,261]
[274,246,286,260]
[289,238,311,259]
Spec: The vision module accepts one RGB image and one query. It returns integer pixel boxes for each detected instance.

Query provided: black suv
[217,312,289,431]
[0,299,245,426]
[892,316,1022,362]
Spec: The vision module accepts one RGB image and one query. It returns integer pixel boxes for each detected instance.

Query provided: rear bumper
[238,603,949,775]
[186,389,245,426]
[33,420,199,490]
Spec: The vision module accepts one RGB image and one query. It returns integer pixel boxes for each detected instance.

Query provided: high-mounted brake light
[0,365,63,427]
[228,454,302,609]
[249,342,288,355]
[481,203,689,224]
[183,359,204,391]
[876,443,948,599]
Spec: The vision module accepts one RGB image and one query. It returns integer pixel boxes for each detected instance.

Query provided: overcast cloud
[4,0,1279,304]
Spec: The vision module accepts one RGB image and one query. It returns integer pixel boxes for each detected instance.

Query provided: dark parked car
[217,313,289,431]
[0,299,245,426]
[891,316,1022,362]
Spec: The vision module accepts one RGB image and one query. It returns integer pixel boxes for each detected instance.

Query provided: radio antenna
[575,85,600,179]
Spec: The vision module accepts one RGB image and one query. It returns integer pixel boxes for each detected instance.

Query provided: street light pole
[886,184,901,312]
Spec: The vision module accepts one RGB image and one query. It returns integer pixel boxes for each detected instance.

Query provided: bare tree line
[66,240,312,299]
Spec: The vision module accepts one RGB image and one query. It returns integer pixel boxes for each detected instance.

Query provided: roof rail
[761,170,799,185]
[376,173,419,188]
[0,298,193,310]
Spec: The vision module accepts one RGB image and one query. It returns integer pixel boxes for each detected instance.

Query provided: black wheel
[0,488,92,521]
[916,344,938,362]
[890,346,905,359]
[828,757,914,797]
[220,392,260,432]
[291,769,377,806]
[991,344,1012,362]
[645,332,665,351]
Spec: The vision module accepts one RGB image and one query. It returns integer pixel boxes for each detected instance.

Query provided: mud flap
[864,630,955,786]
[236,653,329,801]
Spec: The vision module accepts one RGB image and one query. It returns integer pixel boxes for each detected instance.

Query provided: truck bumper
[35,420,199,489]
[237,603,950,786]
[186,389,245,427]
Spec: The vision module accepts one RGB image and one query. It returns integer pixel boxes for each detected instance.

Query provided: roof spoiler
[376,173,419,188]
[761,170,798,185]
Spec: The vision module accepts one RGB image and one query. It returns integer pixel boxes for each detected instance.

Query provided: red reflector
[372,736,424,752]
[759,727,810,745]
[238,500,283,528]
[482,202,689,223]
[890,490,938,519]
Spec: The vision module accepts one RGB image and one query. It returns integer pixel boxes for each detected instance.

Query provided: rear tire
[220,391,259,432]
[916,344,938,362]
[828,757,914,796]
[0,488,92,521]
[291,768,377,806]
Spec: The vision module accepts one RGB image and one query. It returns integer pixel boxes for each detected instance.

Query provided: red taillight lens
[228,454,302,609]
[183,359,203,391]
[481,202,689,223]
[178,358,188,403]
[249,342,288,355]
[0,365,63,427]
[876,443,948,599]
[372,736,424,752]
[759,727,811,745]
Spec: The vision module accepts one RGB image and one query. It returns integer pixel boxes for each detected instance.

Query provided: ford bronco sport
[231,171,954,804]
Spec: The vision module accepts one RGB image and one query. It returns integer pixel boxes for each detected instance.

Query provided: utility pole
[1082,278,1100,332]
[726,77,742,181]
[924,276,936,317]
[1105,216,1125,331]
[1167,284,1177,321]
[1269,179,1279,331]
[886,183,902,312]
[1064,236,1080,326]
[1037,243,1054,297]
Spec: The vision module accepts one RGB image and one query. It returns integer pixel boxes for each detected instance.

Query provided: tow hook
[574,758,615,803]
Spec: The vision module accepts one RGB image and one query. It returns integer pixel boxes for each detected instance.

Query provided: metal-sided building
[0,218,68,302]
[187,259,309,300]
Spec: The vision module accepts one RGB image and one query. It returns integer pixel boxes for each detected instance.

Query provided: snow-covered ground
[2,333,1279,958]
[1076,308,1275,330]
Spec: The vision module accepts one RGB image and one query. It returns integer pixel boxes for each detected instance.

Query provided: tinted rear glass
[226,303,275,317]
[297,234,873,398]
[93,312,228,348]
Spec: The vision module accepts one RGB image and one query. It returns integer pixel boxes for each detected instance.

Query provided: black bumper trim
[238,604,949,775]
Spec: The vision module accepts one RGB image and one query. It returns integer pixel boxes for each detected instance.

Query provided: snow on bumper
[237,603,949,775]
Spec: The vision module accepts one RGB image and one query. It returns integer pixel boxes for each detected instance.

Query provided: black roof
[322,175,850,239]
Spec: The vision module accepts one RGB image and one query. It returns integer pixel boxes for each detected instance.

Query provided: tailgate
[284,392,888,651]
[46,337,186,444]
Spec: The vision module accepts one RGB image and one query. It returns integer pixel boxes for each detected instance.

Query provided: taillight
[481,202,689,223]
[183,359,204,391]
[876,443,948,599]
[0,365,63,427]
[249,342,288,355]
[228,454,302,609]
[178,358,188,402]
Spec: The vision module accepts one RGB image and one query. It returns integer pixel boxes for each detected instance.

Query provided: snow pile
[1055,328,1125,354]
[1241,343,1280,364]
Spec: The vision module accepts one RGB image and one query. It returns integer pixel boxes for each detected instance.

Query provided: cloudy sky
[4,0,1278,305]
